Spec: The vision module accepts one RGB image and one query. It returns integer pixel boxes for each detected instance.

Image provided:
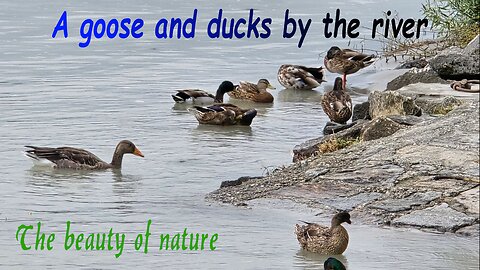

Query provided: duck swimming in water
[277,64,326,90]
[295,212,351,254]
[172,81,235,104]
[228,79,276,103]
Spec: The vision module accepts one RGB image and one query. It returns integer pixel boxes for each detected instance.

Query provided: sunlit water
[1,0,478,269]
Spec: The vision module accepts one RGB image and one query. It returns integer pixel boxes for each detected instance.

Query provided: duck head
[215,81,236,102]
[324,257,346,270]
[333,77,344,91]
[326,46,342,59]
[257,79,276,90]
[331,211,351,227]
[111,140,144,169]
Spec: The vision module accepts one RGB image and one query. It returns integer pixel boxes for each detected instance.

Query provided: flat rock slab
[455,187,480,214]
[392,203,476,232]
[318,192,382,211]
[369,191,441,212]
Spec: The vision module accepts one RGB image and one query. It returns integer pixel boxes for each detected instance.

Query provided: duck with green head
[324,257,346,270]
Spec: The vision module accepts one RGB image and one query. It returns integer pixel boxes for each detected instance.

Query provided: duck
[324,46,376,89]
[295,211,351,254]
[25,140,144,170]
[188,103,257,126]
[324,257,346,270]
[228,79,276,103]
[277,64,326,90]
[321,77,352,124]
[172,81,235,104]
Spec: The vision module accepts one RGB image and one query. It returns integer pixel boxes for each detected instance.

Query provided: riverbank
[207,40,480,236]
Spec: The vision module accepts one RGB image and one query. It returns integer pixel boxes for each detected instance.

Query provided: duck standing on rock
[321,77,352,124]
[324,46,376,89]
[172,81,235,104]
[295,211,351,254]
[25,140,144,170]
[228,79,276,103]
[277,64,326,90]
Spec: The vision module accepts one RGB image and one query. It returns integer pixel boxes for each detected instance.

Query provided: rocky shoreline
[206,38,480,236]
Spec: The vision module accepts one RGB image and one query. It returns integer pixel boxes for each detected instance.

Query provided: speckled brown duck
[25,140,144,170]
[172,81,235,104]
[228,79,276,103]
[321,77,352,124]
[188,103,257,126]
[277,64,326,90]
[324,46,375,88]
[295,212,351,254]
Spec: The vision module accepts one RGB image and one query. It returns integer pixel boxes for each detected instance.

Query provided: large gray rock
[368,91,422,119]
[429,46,480,80]
[416,96,464,115]
[386,69,447,90]
[360,117,403,141]
[392,203,476,232]
[352,101,370,121]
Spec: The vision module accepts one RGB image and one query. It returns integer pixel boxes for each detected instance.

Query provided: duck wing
[25,146,105,168]
[172,89,215,103]
[278,65,324,89]
[295,222,331,246]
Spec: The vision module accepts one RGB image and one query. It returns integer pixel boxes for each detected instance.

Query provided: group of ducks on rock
[172,46,375,126]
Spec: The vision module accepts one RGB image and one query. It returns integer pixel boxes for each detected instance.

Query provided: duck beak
[346,219,352,224]
[133,147,144,157]
[267,84,276,90]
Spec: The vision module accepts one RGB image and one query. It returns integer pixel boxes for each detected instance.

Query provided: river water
[1,0,478,269]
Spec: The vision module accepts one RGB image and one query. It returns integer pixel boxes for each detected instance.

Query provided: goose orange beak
[133,147,144,157]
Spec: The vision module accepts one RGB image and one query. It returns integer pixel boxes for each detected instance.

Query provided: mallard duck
[324,257,346,270]
[25,140,144,170]
[227,79,276,103]
[172,81,235,104]
[324,46,375,89]
[295,212,351,254]
[321,77,352,124]
[277,64,326,90]
[188,103,257,126]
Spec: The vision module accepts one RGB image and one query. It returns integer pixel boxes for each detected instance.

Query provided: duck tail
[239,109,257,126]
[172,94,186,103]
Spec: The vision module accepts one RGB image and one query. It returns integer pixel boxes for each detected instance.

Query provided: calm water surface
[1,0,478,269]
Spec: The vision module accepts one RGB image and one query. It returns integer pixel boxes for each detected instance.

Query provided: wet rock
[323,121,356,135]
[319,192,382,211]
[454,187,479,214]
[386,69,448,91]
[387,115,426,126]
[352,101,370,122]
[392,203,476,232]
[293,120,369,162]
[416,96,464,115]
[429,47,480,80]
[220,176,262,188]
[369,191,441,212]
[368,91,422,119]
[456,224,480,237]
[360,117,403,141]
[396,58,428,69]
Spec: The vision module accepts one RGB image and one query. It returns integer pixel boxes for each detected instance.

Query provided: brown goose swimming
[321,77,352,124]
[25,140,144,170]
[277,64,326,90]
[324,46,375,89]
[295,212,351,254]
[228,79,276,103]
[172,81,235,104]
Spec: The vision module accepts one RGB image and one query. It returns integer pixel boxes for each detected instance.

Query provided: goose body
[277,64,326,90]
[295,212,351,254]
[172,81,235,104]
[228,79,275,103]
[324,46,375,88]
[321,77,352,124]
[188,103,257,126]
[25,140,144,170]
